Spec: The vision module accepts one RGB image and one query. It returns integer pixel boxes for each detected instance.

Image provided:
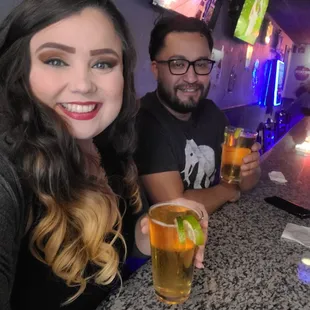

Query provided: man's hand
[241,142,261,177]
[239,142,261,191]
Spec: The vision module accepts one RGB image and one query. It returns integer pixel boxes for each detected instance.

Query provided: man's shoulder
[138,91,171,128]
[139,91,161,113]
[201,98,224,113]
[140,91,157,105]
[199,99,227,123]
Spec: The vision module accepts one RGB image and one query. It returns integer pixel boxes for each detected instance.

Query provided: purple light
[263,61,272,106]
[274,60,285,106]
[297,262,310,284]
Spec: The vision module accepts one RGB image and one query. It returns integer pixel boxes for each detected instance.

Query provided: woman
[0,0,148,309]
[0,1,208,309]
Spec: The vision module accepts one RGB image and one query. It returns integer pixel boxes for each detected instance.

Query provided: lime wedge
[175,216,186,244]
[183,215,204,246]
[234,128,243,139]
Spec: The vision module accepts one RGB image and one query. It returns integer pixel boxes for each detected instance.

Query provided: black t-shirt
[9,142,147,310]
[135,91,228,190]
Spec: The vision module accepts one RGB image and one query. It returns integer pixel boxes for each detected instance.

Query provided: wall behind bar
[0,0,295,130]
[284,44,310,99]
[113,0,294,129]
[206,2,293,110]
[113,0,293,110]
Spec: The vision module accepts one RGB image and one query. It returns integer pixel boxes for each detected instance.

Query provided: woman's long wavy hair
[0,0,141,304]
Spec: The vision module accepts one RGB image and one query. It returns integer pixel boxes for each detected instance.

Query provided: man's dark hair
[149,15,214,61]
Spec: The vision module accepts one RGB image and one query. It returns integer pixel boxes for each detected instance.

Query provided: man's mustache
[175,84,204,91]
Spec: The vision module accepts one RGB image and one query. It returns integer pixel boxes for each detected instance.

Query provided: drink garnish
[175,215,204,246]
[183,215,204,246]
[175,216,186,244]
[234,127,243,139]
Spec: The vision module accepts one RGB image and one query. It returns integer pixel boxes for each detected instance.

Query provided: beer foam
[150,218,175,228]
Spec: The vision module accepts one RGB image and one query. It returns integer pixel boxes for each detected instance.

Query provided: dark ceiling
[267,0,310,44]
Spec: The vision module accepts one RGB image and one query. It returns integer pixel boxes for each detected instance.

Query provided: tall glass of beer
[220,126,257,184]
[148,203,202,305]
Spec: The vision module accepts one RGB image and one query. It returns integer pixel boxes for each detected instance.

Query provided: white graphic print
[182,139,215,189]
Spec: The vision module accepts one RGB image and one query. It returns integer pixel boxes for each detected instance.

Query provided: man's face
[152,32,212,114]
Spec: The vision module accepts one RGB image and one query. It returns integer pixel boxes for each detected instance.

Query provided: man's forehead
[160,32,211,58]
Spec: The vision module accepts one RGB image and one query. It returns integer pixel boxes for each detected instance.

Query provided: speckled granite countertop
[97,117,310,310]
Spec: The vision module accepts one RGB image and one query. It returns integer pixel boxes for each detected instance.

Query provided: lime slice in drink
[234,127,243,139]
[183,215,204,246]
[175,216,186,244]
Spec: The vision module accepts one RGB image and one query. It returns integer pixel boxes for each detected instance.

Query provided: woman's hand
[140,198,209,269]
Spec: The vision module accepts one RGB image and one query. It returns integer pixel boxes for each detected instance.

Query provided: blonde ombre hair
[0,0,141,305]
[29,164,126,304]
[24,133,142,305]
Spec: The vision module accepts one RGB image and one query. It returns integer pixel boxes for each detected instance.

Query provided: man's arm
[141,171,239,214]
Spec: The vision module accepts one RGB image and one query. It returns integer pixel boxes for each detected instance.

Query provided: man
[295,83,310,116]
[135,15,261,214]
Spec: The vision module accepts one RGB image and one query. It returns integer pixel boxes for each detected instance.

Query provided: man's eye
[172,61,185,68]
[196,62,208,68]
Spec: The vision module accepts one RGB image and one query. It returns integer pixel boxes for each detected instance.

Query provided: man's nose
[183,64,198,84]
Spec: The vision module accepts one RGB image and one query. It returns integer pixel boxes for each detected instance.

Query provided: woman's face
[29,7,124,140]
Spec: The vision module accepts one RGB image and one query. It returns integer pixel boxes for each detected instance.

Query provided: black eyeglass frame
[155,58,216,76]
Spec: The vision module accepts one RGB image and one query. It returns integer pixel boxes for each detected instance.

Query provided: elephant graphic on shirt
[181,139,215,189]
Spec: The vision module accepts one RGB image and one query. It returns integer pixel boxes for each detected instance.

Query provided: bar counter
[97,117,310,310]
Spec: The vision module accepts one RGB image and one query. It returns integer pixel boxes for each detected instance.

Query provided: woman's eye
[44,59,67,67]
[93,62,113,70]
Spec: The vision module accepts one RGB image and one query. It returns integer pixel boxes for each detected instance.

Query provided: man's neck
[156,91,191,121]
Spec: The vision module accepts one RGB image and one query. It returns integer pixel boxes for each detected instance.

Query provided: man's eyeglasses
[155,58,216,76]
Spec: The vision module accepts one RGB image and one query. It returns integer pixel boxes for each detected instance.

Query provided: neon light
[274,60,284,106]
[245,45,253,68]
[295,137,310,155]
[263,61,272,106]
[273,60,280,106]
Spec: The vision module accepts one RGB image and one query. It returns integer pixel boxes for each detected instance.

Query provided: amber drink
[220,126,257,184]
[149,203,201,305]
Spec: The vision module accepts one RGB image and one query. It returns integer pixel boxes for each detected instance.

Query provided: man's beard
[157,81,210,114]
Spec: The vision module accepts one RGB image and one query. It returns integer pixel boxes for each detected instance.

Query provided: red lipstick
[59,102,102,121]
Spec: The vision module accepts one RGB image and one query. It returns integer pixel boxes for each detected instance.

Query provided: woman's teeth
[61,103,96,113]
